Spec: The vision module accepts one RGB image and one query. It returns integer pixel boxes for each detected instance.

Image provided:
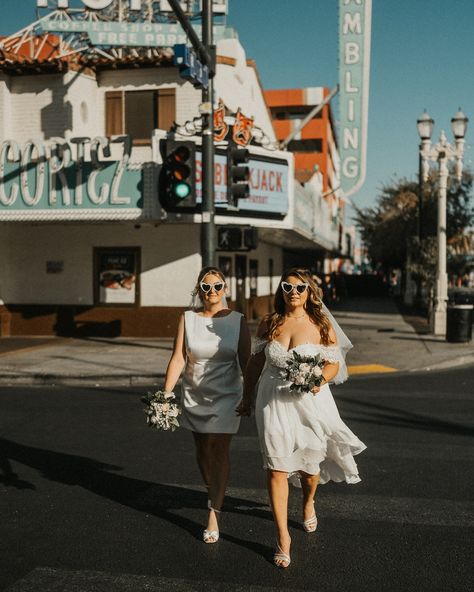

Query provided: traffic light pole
[201,0,216,267]
[167,0,216,267]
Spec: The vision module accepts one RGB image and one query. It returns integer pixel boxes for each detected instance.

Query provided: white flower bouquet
[282,351,326,394]
[141,390,181,431]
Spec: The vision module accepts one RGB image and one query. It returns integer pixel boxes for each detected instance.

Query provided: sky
[2,0,474,217]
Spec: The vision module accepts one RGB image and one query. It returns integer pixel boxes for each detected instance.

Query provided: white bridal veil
[320,300,353,384]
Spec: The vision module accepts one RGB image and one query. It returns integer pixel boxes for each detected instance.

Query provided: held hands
[236,396,253,417]
[311,376,327,395]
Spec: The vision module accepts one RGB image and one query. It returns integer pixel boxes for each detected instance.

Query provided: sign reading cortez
[339,0,372,199]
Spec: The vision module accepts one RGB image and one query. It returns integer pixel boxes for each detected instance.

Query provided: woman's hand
[236,397,252,417]
[311,385,321,395]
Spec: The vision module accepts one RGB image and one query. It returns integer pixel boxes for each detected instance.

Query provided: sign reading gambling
[339,0,372,199]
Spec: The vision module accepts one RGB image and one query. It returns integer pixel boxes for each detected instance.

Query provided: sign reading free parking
[40,19,229,47]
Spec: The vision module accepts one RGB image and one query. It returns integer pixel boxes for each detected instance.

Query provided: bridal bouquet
[141,390,181,431]
[282,351,326,394]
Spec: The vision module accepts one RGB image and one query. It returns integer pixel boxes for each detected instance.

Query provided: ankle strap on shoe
[207,499,221,513]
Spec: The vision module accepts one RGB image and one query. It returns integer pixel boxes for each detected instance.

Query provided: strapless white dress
[254,340,366,485]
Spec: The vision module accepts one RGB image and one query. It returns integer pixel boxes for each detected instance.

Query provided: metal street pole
[167,0,216,267]
[418,147,423,242]
[415,146,424,310]
[201,0,216,267]
[419,124,467,336]
[433,149,449,335]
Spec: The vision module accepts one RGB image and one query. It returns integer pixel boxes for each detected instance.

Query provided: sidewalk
[0,297,473,386]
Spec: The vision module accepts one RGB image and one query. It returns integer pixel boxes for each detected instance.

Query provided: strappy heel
[273,541,291,568]
[303,513,318,533]
[303,503,318,533]
[203,500,220,544]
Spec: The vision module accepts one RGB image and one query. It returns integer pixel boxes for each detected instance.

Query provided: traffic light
[243,226,258,250]
[159,139,196,211]
[226,144,250,209]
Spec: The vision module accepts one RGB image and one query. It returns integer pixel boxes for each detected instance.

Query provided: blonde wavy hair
[262,267,334,345]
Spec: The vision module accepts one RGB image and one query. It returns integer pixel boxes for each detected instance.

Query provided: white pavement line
[409,353,474,373]
[5,567,308,592]
[162,483,474,529]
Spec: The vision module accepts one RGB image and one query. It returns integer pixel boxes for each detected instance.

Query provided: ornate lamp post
[417,109,469,336]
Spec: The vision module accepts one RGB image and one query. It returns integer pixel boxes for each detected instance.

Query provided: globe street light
[417,109,468,336]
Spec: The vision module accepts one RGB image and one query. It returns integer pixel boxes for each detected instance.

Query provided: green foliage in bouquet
[141,390,181,431]
[283,351,325,394]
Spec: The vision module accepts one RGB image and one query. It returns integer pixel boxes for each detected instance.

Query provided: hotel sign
[0,137,146,221]
[0,136,289,221]
[339,0,372,199]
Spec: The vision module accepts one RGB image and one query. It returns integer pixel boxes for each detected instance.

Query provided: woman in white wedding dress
[237,268,366,568]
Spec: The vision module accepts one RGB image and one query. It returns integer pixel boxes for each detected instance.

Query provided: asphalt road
[1,367,474,592]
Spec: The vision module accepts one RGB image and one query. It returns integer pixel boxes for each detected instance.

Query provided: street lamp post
[417,109,468,336]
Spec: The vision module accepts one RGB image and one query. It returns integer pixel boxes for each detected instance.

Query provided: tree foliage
[354,169,474,274]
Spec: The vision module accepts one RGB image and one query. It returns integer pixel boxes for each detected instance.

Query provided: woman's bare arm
[163,314,186,393]
[236,319,268,416]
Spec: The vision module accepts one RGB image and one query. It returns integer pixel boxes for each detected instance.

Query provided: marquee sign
[339,0,372,199]
[40,19,228,47]
[0,136,289,221]
[37,0,141,9]
[0,137,146,221]
[196,152,289,217]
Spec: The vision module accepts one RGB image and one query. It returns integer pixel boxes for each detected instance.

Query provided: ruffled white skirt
[255,367,366,485]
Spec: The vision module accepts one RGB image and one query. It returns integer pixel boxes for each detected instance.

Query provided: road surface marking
[348,364,397,374]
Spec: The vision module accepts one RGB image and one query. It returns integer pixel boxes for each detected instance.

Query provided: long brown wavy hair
[262,267,334,345]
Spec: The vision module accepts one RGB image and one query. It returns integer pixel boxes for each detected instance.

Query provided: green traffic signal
[159,139,196,211]
[174,181,191,199]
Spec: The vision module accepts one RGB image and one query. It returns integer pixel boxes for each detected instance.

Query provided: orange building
[265,86,344,259]
[264,86,339,190]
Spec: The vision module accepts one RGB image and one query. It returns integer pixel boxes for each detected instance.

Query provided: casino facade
[0,2,347,337]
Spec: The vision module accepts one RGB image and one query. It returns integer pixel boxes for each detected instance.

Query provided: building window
[94,247,140,306]
[271,106,322,120]
[105,88,176,144]
[287,139,323,153]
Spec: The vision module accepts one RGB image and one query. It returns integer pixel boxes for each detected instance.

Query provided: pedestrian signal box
[217,226,258,251]
[159,139,196,211]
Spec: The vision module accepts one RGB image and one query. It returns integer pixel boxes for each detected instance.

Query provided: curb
[1,351,474,387]
[0,374,166,387]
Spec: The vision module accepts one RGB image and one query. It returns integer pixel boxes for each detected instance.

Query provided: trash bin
[446,304,473,343]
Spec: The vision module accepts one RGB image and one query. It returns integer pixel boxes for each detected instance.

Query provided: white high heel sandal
[303,503,318,533]
[203,500,220,544]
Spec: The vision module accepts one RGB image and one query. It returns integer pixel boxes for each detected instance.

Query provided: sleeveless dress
[254,340,366,485]
[180,310,243,434]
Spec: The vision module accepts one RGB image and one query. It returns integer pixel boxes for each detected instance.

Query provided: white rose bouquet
[282,351,326,394]
[141,390,181,431]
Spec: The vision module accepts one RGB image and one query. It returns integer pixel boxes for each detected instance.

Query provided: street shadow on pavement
[333,296,431,335]
[0,437,274,561]
[338,397,474,437]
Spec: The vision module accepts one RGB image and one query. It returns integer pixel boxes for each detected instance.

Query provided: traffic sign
[173,44,209,89]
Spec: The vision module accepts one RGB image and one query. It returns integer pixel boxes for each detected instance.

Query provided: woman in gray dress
[163,266,251,543]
